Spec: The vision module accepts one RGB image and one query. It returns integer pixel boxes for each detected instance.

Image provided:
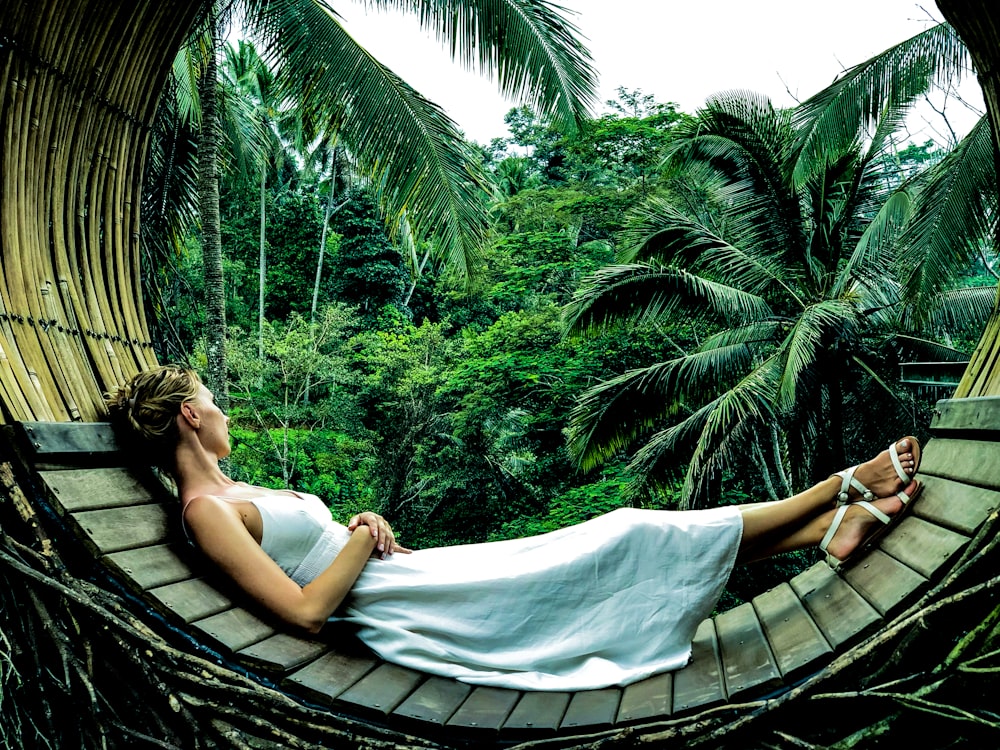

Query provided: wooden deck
[5,400,998,744]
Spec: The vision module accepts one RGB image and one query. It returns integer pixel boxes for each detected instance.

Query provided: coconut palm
[562,88,993,508]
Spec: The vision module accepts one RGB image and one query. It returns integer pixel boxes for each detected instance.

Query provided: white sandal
[821,501,892,571]
[833,437,922,506]
[822,481,923,571]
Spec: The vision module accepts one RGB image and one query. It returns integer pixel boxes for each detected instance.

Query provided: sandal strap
[820,500,893,560]
[854,499,892,526]
[820,504,850,554]
[834,466,875,505]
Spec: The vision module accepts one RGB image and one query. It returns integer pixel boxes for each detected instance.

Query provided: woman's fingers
[346,511,409,557]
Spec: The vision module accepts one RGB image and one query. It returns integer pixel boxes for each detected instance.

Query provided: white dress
[251,493,743,691]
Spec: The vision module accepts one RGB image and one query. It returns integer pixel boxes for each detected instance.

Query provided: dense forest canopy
[151,20,995,601]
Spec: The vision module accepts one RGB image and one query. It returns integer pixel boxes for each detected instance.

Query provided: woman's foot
[822,480,919,565]
[834,437,921,504]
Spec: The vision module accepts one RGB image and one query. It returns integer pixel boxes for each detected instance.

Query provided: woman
[107,365,920,690]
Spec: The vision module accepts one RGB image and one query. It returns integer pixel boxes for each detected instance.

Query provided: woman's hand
[347,511,412,558]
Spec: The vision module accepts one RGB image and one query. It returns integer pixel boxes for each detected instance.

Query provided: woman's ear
[179,401,200,429]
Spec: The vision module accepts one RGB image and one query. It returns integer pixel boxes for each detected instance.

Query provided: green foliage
[564,88,989,508]
[327,190,409,324]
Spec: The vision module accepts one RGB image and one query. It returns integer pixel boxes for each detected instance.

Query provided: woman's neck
[172,439,237,503]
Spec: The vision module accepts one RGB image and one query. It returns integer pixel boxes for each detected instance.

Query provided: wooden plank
[790,563,881,650]
[147,578,232,623]
[190,608,275,653]
[715,602,782,699]
[393,676,472,726]
[914,475,1000,536]
[16,420,120,457]
[931,396,1000,436]
[672,619,725,713]
[559,688,620,731]
[283,650,379,706]
[881,516,969,580]
[72,503,170,553]
[335,663,425,716]
[103,544,194,590]
[752,583,832,681]
[502,692,570,733]
[919,438,1000,491]
[843,549,927,617]
[39,466,155,511]
[447,687,520,731]
[238,633,330,673]
[617,673,671,724]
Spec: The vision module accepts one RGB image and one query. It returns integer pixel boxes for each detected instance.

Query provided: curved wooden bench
[5,401,998,745]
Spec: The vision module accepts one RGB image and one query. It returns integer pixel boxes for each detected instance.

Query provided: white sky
[338,0,984,146]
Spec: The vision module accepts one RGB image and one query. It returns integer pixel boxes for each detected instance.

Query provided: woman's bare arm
[185,495,376,633]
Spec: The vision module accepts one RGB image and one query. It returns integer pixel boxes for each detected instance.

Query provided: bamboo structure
[0,0,192,424]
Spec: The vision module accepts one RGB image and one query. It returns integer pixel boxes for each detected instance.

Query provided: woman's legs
[734,438,918,564]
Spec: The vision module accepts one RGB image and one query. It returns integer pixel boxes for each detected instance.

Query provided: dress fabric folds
[252,494,743,691]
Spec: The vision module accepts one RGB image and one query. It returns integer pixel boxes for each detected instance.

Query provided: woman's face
[193,384,231,459]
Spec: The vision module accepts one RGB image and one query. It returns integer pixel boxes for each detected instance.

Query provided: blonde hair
[106,365,202,458]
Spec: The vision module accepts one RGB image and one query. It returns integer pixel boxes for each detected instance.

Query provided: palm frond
[833,189,912,298]
[566,344,756,470]
[900,285,997,334]
[359,0,598,128]
[243,0,491,277]
[898,116,997,318]
[627,356,780,507]
[892,333,973,361]
[792,22,969,184]
[669,92,807,272]
[775,300,857,411]
[619,196,803,302]
[562,263,771,336]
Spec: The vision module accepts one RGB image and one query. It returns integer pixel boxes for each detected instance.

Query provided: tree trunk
[937,0,1000,397]
[259,167,267,367]
[198,14,228,411]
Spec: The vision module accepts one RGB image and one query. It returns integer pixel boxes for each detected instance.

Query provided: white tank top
[251,493,351,585]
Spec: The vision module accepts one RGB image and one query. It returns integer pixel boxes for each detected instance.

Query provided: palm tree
[562,88,993,508]
[219,39,291,365]
[168,0,596,405]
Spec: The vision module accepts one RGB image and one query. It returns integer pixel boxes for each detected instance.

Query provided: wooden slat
[191,608,275,653]
[71,503,170,553]
[672,619,725,713]
[881,517,969,580]
[16,420,120,457]
[147,578,232,623]
[920,438,1000,491]
[914,475,1000,535]
[394,676,472,726]
[559,688,620,731]
[283,650,379,706]
[502,692,570,733]
[335,663,425,716]
[238,633,330,674]
[843,548,927,617]
[752,583,832,681]
[790,563,881,650]
[103,543,194,590]
[617,673,671,724]
[715,602,781,699]
[447,687,520,731]
[931,396,1000,436]
[40,466,154,511]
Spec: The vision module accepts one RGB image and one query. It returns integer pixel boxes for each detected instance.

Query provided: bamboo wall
[0,0,204,423]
